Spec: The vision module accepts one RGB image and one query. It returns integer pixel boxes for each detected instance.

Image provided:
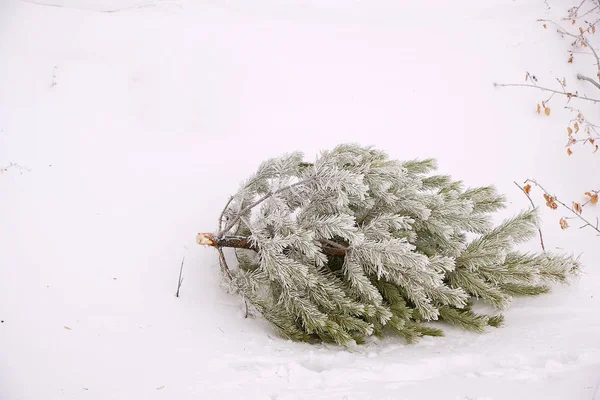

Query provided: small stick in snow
[175,256,185,297]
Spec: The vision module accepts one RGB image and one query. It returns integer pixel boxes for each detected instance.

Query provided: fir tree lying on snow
[197,144,578,345]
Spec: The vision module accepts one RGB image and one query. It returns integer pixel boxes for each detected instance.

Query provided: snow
[1,0,599,399]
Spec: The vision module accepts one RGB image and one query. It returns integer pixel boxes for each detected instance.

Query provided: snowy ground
[1,0,599,399]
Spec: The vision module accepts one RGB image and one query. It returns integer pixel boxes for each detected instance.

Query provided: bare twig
[493,82,600,103]
[219,177,316,235]
[175,256,185,297]
[564,106,600,148]
[514,182,546,251]
[539,18,600,84]
[216,247,233,281]
[214,242,247,315]
[218,196,234,231]
[577,73,600,90]
[18,0,182,13]
[525,179,600,235]
[1,162,31,174]
[582,189,599,206]
[566,1,599,19]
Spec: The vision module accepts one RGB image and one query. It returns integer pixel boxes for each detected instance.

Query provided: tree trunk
[197,233,347,256]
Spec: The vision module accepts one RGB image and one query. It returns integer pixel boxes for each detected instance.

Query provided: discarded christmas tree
[197,144,578,345]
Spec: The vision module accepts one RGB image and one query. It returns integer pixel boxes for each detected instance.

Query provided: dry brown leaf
[524,184,532,194]
[585,192,599,205]
[567,127,573,136]
[544,107,551,116]
[593,25,596,34]
[574,202,583,214]
[580,27,584,34]
[543,23,547,29]
[536,104,541,114]
[572,19,576,25]
[562,78,567,86]
[545,194,559,209]
[568,55,574,63]
[559,218,569,230]
[574,122,580,133]
[567,148,573,156]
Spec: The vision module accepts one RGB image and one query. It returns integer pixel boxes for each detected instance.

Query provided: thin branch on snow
[514,182,546,252]
[175,256,185,297]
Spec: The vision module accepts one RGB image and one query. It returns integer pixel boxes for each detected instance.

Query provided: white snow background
[1,0,599,399]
